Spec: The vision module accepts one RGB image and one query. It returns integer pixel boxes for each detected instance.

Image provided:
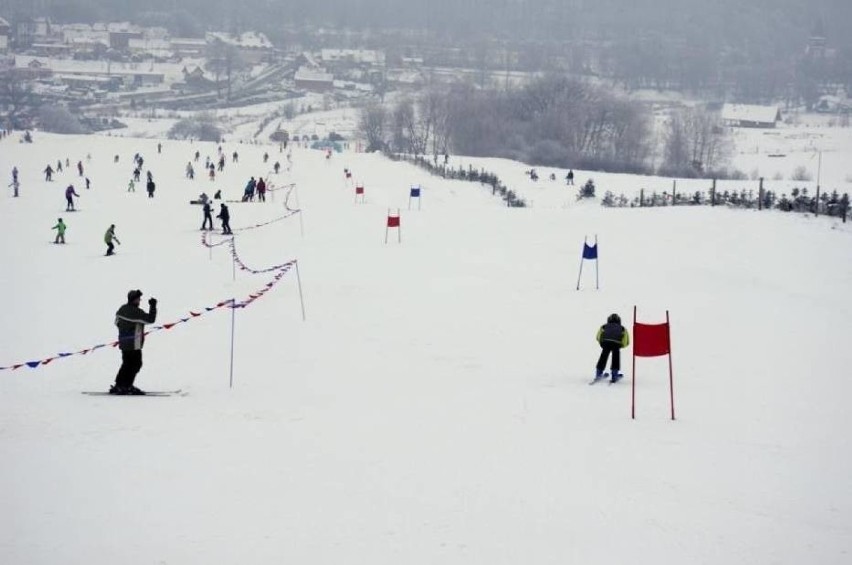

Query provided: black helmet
[127,289,143,302]
[607,313,621,324]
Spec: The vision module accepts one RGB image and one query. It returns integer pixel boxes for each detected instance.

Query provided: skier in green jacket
[104,224,120,256]
[52,218,67,244]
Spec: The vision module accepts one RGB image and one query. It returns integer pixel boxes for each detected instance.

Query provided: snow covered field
[1,132,851,564]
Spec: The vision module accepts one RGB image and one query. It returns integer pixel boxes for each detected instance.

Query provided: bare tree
[0,72,38,129]
[358,102,387,152]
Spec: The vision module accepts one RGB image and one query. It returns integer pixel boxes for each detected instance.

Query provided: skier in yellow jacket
[594,313,630,383]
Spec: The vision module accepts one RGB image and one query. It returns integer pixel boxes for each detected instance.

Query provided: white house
[721,104,781,128]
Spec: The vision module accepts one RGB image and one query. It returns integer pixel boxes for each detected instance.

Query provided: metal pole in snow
[294,261,306,321]
[595,235,599,291]
[631,305,637,420]
[229,299,236,389]
[575,237,586,291]
[667,310,675,421]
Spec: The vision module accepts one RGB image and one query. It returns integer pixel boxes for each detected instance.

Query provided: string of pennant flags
[0,262,296,372]
[1,183,303,373]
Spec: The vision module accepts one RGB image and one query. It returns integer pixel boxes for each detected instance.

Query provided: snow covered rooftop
[294,66,334,83]
[206,31,273,50]
[721,103,781,126]
[321,49,385,65]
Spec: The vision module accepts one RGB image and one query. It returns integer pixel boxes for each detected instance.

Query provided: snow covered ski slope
[1,132,851,564]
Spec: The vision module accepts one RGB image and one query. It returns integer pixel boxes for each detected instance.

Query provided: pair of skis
[589,373,624,386]
[81,389,186,397]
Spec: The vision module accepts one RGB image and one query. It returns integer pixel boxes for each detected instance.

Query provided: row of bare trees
[661,107,733,177]
[360,77,656,173]
[360,77,735,177]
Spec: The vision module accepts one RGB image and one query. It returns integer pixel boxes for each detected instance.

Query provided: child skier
[52,218,67,244]
[594,313,630,383]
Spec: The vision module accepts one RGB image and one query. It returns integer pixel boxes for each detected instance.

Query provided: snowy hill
[1,132,851,564]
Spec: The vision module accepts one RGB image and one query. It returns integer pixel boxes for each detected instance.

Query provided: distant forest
[3,0,852,101]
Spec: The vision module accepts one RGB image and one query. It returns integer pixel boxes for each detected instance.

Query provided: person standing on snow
[566,170,575,186]
[146,178,156,198]
[52,218,67,244]
[77,161,84,176]
[44,164,54,181]
[256,177,267,202]
[201,200,214,230]
[104,224,120,256]
[594,313,630,383]
[65,184,80,211]
[127,179,136,192]
[111,289,157,395]
[242,176,256,202]
[217,203,232,235]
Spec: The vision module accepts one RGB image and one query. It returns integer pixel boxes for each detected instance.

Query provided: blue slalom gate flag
[410,186,421,197]
[583,243,598,260]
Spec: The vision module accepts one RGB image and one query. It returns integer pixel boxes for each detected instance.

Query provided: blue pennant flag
[582,243,598,260]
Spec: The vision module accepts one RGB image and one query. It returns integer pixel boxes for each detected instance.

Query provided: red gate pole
[632,305,637,420]
[667,310,675,421]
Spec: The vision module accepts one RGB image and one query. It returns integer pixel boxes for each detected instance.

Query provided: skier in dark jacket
[201,200,214,230]
[217,203,232,234]
[111,289,157,395]
[44,164,54,181]
[594,313,630,382]
[65,185,80,211]
[256,177,267,202]
[146,179,156,198]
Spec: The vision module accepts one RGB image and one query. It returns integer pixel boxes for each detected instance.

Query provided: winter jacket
[104,227,118,244]
[256,179,266,193]
[115,302,157,351]
[52,221,66,235]
[65,186,79,198]
[217,206,230,221]
[597,323,629,348]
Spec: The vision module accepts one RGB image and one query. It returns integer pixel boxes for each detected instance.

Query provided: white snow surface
[1,132,851,564]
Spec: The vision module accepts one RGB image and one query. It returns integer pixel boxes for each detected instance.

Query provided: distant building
[171,38,207,58]
[721,104,781,128]
[321,49,385,67]
[294,66,334,92]
[0,16,10,35]
[109,30,143,51]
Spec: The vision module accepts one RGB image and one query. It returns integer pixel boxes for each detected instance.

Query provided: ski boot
[610,372,624,384]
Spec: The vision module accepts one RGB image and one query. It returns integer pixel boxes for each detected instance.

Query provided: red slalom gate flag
[631,307,676,421]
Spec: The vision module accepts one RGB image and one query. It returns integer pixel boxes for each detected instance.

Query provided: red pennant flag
[163,323,176,330]
[190,311,201,317]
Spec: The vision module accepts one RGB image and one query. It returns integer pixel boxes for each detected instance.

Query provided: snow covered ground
[1,132,851,564]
